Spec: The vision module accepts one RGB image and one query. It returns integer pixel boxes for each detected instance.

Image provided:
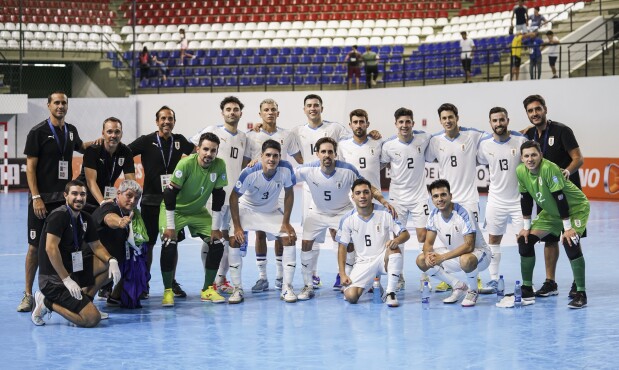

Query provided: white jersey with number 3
[338,137,383,189]
[477,132,527,206]
[337,205,405,261]
[234,161,296,213]
[425,127,486,205]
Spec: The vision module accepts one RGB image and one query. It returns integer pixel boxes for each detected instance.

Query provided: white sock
[282,246,296,287]
[466,268,479,292]
[345,251,356,275]
[301,251,313,287]
[275,256,283,279]
[311,244,320,276]
[488,244,501,280]
[386,253,403,293]
[427,265,460,287]
[256,254,267,280]
[201,241,209,273]
[228,248,243,288]
[215,240,229,285]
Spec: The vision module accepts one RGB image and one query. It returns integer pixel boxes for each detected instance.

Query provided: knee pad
[160,242,178,272]
[562,239,584,260]
[205,239,224,270]
[517,234,539,258]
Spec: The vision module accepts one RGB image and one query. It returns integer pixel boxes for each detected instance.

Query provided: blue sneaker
[479,279,499,294]
[312,275,322,289]
[332,274,341,291]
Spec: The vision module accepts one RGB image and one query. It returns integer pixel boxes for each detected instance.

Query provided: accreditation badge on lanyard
[67,206,84,272]
[156,133,175,192]
[48,119,70,180]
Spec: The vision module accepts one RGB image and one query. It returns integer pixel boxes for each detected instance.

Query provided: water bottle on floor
[421,281,430,310]
[240,231,248,257]
[496,275,505,303]
[514,280,522,309]
[372,277,382,304]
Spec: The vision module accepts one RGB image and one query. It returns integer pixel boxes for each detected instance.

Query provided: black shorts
[511,56,521,67]
[40,254,94,314]
[140,203,161,246]
[28,200,65,246]
[548,56,558,67]
[541,228,587,243]
[461,58,472,72]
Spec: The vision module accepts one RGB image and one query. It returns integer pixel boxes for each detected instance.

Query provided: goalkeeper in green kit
[516,140,589,309]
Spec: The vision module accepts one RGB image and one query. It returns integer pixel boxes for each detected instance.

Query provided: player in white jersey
[416,180,491,307]
[295,137,394,300]
[381,107,432,290]
[245,99,303,293]
[337,179,409,307]
[338,109,383,189]
[228,139,298,304]
[477,107,527,294]
[190,96,250,295]
[425,103,487,292]
[292,94,351,289]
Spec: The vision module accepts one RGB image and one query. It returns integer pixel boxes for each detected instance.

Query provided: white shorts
[391,200,429,229]
[484,200,523,236]
[231,206,285,240]
[302,208,350,243]
[211,204,232,231]
[515,24,528,34]
[347,250,388,290]
[302,185,316,225]
[435,246,491,274]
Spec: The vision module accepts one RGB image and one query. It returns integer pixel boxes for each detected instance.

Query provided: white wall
[12,76,619,158]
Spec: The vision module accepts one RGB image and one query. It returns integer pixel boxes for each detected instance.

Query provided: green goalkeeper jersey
[169,154,227,214]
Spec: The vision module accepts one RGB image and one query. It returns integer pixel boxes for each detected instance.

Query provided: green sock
[520,256,536,286]
[162,271,174,290]
[570,256,586,291]
[203,269,218,291]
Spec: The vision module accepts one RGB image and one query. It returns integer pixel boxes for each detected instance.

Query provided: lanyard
[155,132,174,174]
[115,200,129,231]
[533,121,551,155]
[102,147,117,186]
[66,206,84,251]
[47,118,68,157]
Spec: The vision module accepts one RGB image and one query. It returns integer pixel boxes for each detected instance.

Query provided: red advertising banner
[579,158,619,201]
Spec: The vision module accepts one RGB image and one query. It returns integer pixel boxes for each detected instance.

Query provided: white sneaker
[31,291,50,326]
[419,273,432,292]
[385,292,399,307]
[228,287,244,304]
[280,285,297,303]
[298,285,315,301]
[275,277,283,289]
[98,309,109,320]
[461,290,479,307]
[442,281,468,304]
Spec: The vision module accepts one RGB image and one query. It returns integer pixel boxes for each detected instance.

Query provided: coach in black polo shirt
[18,91,96,313]
[522,94,584,299]
[78,117,136,214]
[128,105,194,297]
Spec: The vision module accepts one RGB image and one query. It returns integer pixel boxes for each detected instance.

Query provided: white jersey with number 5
[477,132,527,206]
[425,127,486,205]
[190,125,250,205]
[381,131,431,206]
[295,160,361,215]
[234,161,296,213]
[338,137,383,189]
[426,203,487,250]
[337,205,405,261]
[292,120,350,160]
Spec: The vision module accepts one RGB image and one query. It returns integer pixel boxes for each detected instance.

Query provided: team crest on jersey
[455,225,459,233]
[461,144,466,152]
[280,139,284,145]
[222,173,227,181]
[574,219,582,228]
[548,137,555,146]
[69,132,74,141]
[175,170,183,178]
[175,142,180,150]
[276,182,281,188]
[30,229,36,240]
[370,148,375,155]
[511,149,517,157]
[336,181,342,189]
[118,157,125,166]
[376,224,381,233]
[538,177,543,186]
[417,146,422,154]
[236,180,242,188]
[552,176,559,184]
[210,173,217,182]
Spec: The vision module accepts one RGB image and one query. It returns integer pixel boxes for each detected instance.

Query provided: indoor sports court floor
[1,190,618,369]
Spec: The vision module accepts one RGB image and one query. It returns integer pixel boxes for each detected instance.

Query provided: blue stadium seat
[169,68,181,77]
[252,76,265,85]
[379,45,392,55]
[198,58,211,66]
[175,78,185,87]
[322,65,334,75]
[184,68,193,77]
[200,77,211,87]
[308,65,321,75]
[163,78,175,87]
[249,55,262,64]
[211,57,224,66]
[290,55,300,64]
[304,76,317,85]
[106,51,117,60]
[217,49,229,57]
[276,56,288,64]
[278,76,291,85]
[270,66,283,75]
[295,65,308,74]
[393,45,404,55]
[243,66,257,75]
[320,75,331,84]
[317,47,329,55]
[213,77,224,86]
[313,55,325,63]
[331,75,344,84]
[281,48,291,56]
[301,55,312,64]
[149,79,160,88]
[305,47,316,55]
[266,76,278,85]
[264,56,274,64]
[241,48,253,57]
[326,55,337,64]
[196,50,206,58]
[329,46,342,55]
[256,66,268,75]
[335,65,346,74]
[292,47,303,55]
[112,60,124,69]
[187,78,199,87]
[225,77,238,86]
[167,59,177,67]
[224,57,237,65]
[255,48,266,56]
[206,49,218,58]
[139,79,149,88]
[282,65,293,75]
[239,56,250,65]
[267,48,279,56]
[230,49,242,57]
[293,76,304,85]
[239,76,251,86]
[170,50,180,58]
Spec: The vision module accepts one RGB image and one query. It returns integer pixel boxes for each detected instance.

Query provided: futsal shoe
[461,290,479,307]
[298,286,315,301]
[443,281,468,304]
[275,277,283,289]
[17,292,33,312]
[162,288,175,307]
[280,285,298,303]
[435,281,452,292]
[216,280,234,295]
[333,274,342,291]
[385,292,399,307]
[521,285,535,301]
[31,291,51,326]
[568,281,577,299]
[201,285,226,303]
[172,280,187,298]
[228,288,244,304]
[480,279,498,294]
[535,279,558,297]
[568,291,587,309]
[251,278,269,293]
[312,275,322,289]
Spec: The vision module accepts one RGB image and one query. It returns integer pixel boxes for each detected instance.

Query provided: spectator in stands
[362,46,379,88]
[510,26,525,81]
[512,0,529,34]
[529,7,547,31]
[543,31,560,79]
[178,29,195,62]
[139,47,150,81]
[459,32,475,83]
[151,54,168,81]
[344,45,362,90]
[527,31,543,80]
